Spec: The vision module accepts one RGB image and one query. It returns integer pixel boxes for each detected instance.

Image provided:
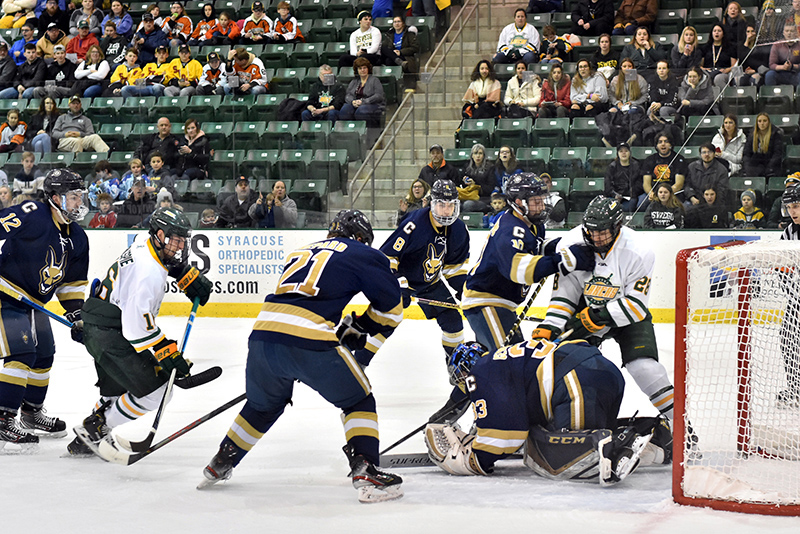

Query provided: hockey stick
[379,394,471,455]
[503,277,547,346]
[414,296,544,322]
[97,393,247,466]
[380,452,524,469]
[116,298,201,453]
[0,284,73,328]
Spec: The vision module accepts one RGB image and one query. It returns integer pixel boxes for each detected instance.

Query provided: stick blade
[97,438,138,465]
[175,366,223,389]
[116,433,155,453]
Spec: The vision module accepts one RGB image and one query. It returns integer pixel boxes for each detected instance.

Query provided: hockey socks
[342,394,379,465]
[625,358,674,420]
[104,383,170,428]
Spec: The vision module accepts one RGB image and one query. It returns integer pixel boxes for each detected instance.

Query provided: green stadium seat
[730,176,767,206]
[610,35,632,54]
[231,121,267,148]
[569,117,603,148]
[530,63,551,78]
[291,43,323,68]
[296,121,332,151]
[309,149,348,193]
[766,175,788,207]
[209,149,246,181]
[786,145,800,174]
[737,114,758,132]
[686,115,724,140]
[120,96,157,123]
[252,94,283,122]
[131,122,158,143]
[185,95,222,124]
[631,146,656,161]
[271,67,306,94]
[263,121,299,150]
[624,212,646,228]
[296,0,327,19]
[721,85,757,116]
[218,95,256,122]
[405,16,434,52]
[72,152,109,174]
[679,146,701,163]
[654,9,686,35]
[758,85,795,116]
[327,0,355,19]
[517,147,550,174]
[444,148,472,172]
[459,212,484,228]
[261,43,293,69]
[174,179,190,198]
[375,65,401,105]
[243,149,280,181]
[587,147,617,177]
[87,97,123,124]
[531,118,568,148]
[98,123,133,147]
[570,177,605,212]
[309,19,343,43]
[108,151,134,167]
[527,13,551,26]
[239,44,265,56]
[566,211,584,228]
[321,41,349,65]
[551,12,571,34]
[688,7,722,35]
[456,119,495,149]
[775,114,800,138]
[652,33,678,54]
[203,122,234,149]
[276,149,314,182]
[493,117,532,150]
[189,179,222,203]
[291,178,328,211]
[572,36,600,62]
[151,96,189,123]
[550,147,587,178]
[39,152,74,169]
[493,63,516,83]
[549,177,570,199]
[331,120,366,160]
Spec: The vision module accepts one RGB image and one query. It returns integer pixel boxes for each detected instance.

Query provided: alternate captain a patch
[583,275,620,306]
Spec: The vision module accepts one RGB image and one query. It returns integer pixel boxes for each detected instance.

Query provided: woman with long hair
[599,56,648,145]
[736,23,770,85]
[712,113,746,175]
[101,0,134,40]
[463,59,502,119]
[722,1,751,46]
[493,145,523,193]
[188,2,217,46]
[397,178,430,224]
[700,24,738,89]
[671,26,702,76]
[619,26,666,78]
[25,96,60,155]
[338,57,386,127]
[645,182,685,228]
[176,118,212,181]
[569,58,608,118]
[74,44,110,98]
[678,66,714,117]
[460,143,494,212]
[538,63,571,118]
[743,112,784,177]
[503,61,541,118]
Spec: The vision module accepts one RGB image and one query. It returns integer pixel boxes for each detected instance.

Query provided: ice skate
[776,389,800,409]
[19,401,67,438]
[686,421,703,461]
[344,444,403,503]
[198,442,238,489]
[71,404,115,458]
[0,410,39,453]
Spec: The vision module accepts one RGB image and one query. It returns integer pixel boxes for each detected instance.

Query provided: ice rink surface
[5,317,799,533]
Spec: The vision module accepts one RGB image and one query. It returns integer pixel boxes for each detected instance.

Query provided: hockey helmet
[149,207,193,266]
[43,168,88,222]
[328,209,374,247]
[430,179,460,226]
[447,341,488,390]
[505,172,549,224]
[582,196,624,254]
[783,184,800,207]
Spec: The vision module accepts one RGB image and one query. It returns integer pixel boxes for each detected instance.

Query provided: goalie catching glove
[564,306,612,339]
[171,264,212,306]
[424,423,490,476]
[153,338,192,377]
[336,312,370,352]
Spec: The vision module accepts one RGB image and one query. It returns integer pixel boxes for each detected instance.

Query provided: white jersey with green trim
[541,225,655,334]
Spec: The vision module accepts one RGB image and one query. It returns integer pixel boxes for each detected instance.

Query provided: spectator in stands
[101,0,133,40]
[397,178,430,225]
[619,26,666,78]
[733,189,765,229]
[743,112,784,178]
[700,24,738,89]
[136,117,180,174]
[482,192,506,228]
[569,58,608,118]
[685,142,730,209]
[69,0,103,36]
[187,1,216,46]
[766,22,800,86]
[66,19,100,62]
[119,158,150,199]
[592,33,618,80]
[678,67,714,118]
[493,145,523,193]
[571,0,614,37]
[6,43,45,99]
[164,44,203,97]
[0,2,35,31]
[381,16,419,90]
[133,12,169,66]
[303,64,345,123]
[538,25,571,64]
[37,0,69,36]
[0,42,14,94]
[459,143,494,213]
[88,192,117,228]
[767,173,800,229]
[107,47,142,96]
[162,1,192,47]
[100,20,129,67]
[685,186,730,228]
[87,159,121,205]
[722,2,752,46]
[340,10,382,68]
[74,44,109,97]
[52,94,110,153]
[338,57,386,127]
[217,176,258,228]
[9,22,37,66]
[604,141,641,212]
[196,51,228,95]
[503,61,541,118]
[641,131,688,206]
[599,56,649,146]
[419,143,460,187]
[25,95,58,154]
[176,117,211,181]
[647,60,680,124]
[134,3,163,33]
[737,23,770,86]
[226,47,268,95]
[133,43,177,99]
[249,180,298,229]
[198,208,217,228]
[538,62,570,118]
[11,151,43,197]
[462,59,502,119]
[36,21,69,58]
[0,108,25,152]
[0,184,11,208]
[493,9,540,66]
[116,179,156,228]
[269,1,303,44]
[241,1,271,45]
[612,0,657,36]
[148,151,177,200]
[539,172,566,229]
[205,9,240,46]
[758,0,782,43]
[645,182,685,228]
[672,26,703,76]
[712,113,746,176]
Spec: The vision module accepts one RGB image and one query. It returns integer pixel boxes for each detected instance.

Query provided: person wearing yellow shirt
[108,48,143,96]
[121,44,174,97]
[164,44,203,97]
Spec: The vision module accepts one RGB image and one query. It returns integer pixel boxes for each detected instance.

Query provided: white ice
[5,317,799,533]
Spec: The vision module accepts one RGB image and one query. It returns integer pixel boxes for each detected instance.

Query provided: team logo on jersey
[20,332,28,344]
[423,243,445,282]
[583,275,619,306]
[39,246,66,295]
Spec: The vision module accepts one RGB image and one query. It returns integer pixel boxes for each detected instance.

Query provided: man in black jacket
[16,44,48,99]
[0,43,18,94]
[116,180,157,228]
[418,144,460,187]
[302,64,346,123]
[135,117,180,173]
[216,177,259,228]
[33,45,76,100]
[37,0,71,35]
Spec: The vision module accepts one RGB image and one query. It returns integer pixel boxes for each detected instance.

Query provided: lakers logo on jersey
[39,246,66,295]
[423,243,445,282]
[583,275,619,306]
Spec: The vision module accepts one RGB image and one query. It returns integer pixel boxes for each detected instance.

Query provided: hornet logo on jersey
[39,246,66,295]
[583,275,619,306]
[423,243,445,282]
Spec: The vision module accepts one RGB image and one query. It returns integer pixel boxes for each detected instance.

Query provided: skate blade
[197,475,226,490]
[20,428,68,439]
[0,441,39,455]
[357,484,404,503]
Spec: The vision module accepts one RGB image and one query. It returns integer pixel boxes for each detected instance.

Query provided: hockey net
[674,240,800,516]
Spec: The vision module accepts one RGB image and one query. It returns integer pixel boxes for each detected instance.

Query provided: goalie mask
[44,169,89,222]
[582,196,624,255]
[149,207,193,267]
[328,209,374,246]
[447,341,488,389]
[430,179,460,226]
[505,172,549,224]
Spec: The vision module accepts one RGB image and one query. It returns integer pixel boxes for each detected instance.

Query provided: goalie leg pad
[524,425,611,482]
[424,423,488,476]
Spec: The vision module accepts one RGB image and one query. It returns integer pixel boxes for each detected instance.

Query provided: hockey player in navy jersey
[463,173,595,352]
[354,179,470,368]
[68,207,212,457]
[200,210,405,503]
[0,169,90,451]
[425,340,662,485]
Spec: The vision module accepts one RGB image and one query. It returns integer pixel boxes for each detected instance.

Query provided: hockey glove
[530,324,561,341]
[565,307,612,340]
[153,339,192,378]
[173,265,213,306]
[336,312,369,352]
[65,309,84,344]
[558,244,595,275]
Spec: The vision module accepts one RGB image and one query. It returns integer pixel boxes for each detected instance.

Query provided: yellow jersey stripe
[365,303,403,327]
[337,346,371,396]
[461,289,518,311]
[509,253,537,285]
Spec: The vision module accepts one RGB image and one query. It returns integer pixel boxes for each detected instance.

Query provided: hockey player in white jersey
[533,196,677,461]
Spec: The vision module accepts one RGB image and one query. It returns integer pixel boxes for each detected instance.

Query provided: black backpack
[277,97,306,121]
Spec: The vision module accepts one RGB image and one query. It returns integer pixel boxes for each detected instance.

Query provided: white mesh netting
[681,239,800,507]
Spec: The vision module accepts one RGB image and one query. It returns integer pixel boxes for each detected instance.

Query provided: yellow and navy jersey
[379,207,470,293]
[0,200,88,308]
[251,237,403,350]
[463,210,549,311]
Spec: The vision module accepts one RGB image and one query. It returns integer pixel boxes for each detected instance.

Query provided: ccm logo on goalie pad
[548,436,587,444]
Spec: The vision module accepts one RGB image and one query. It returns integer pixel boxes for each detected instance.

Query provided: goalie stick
[379,395,471,455]
[380,452,524,468]
[97,393,247,466]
